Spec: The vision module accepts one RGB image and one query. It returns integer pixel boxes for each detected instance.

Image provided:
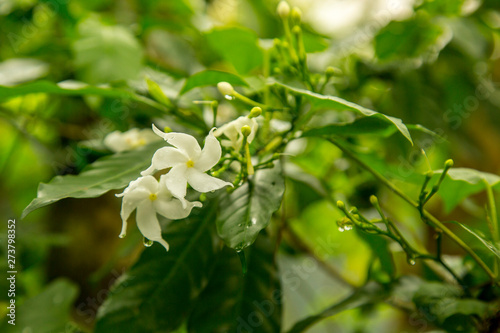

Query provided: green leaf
[0,80,133,101]
[73,18,143,84]
[374,15,450,63]
[287,282,389,333]
[2,279,79,333]
[356,230,395,281]
[188,233,281,332]
[22,141,164,218]
[303,116,397,137]
[302,31,329,53]
[413,282,495,331]
[146,77,172,106]
[217,163,285,250]
[433,168,500,212]
[205,27,263,75]
[179,70,248,95]
[273,82,413,144]
[449,221,500,259]
[95,206,219,333]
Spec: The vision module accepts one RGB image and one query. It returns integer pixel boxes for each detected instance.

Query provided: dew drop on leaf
[143,237,154,247]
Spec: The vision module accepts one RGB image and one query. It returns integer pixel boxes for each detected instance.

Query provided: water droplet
[344,225,353,231]
[338,226,345,232]
[250,217,257,225]
[237,250,247,275]
[238,223,243,227]
[143,237,154,247]
[224,94,235,100]
[407,258,416,266]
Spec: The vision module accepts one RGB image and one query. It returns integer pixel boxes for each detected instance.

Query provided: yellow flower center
[186,160,195,168]
[149,193,158,201]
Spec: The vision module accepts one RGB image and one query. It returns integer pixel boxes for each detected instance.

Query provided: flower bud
[163,126,172,133]
[249,107,262,118]
[326,66,342,77]
[217,82,235,96]
[369,195,378,206]
[337,200,345,210]
[241,125,252,137]
[292,25,301,36]
[277,1,290,18]
[291,7,302,22]
[445,159,454,168]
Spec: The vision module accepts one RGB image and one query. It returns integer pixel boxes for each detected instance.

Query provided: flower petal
[152,124,201,158]
[136,202,169,251]
[104,131,128,152]
[164,164,188,202]
[186,169,233,193]
[154,197,202,220]
[141,147,188,176]
[195,128,222,172]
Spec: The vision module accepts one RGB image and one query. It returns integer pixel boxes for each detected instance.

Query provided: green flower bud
[291,7,302,22]
[326,66,342,77]
[249,107,262,118]
[163,126,172,133]
[292,25,301,36]
[241,125,252,137]
[337,200,345,210]
[445,159,454,168]
[369,195,378,206]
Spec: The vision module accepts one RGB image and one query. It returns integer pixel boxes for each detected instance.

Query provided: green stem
[485,180,499,243]
[329,139,497,282]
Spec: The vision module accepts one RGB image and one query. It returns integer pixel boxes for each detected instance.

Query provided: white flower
[141,125,233,201]
[213,116,258,151]
[104,128,159,153]
[117,175,202,251]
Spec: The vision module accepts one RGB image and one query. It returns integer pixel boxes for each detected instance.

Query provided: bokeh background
[1,0,500,332]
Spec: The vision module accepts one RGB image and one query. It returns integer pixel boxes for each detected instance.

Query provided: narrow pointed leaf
[273,82,413,144]
[216,163,285,250]
[22,142,164,218]
[449,221,500,259]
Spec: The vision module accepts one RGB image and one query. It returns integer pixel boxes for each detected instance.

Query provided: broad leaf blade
[188,233,281,332]
[179,70,248,95]
[216,163,285,250]
[95,207,219,333]
[274,82,413,144]
[22,142,164,218]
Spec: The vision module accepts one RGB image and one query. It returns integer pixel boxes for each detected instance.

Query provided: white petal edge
[136,201,169,251]
[195,128,222,172]
[141,147,188,176]
[152,124,202,158]
[186,168,233,193]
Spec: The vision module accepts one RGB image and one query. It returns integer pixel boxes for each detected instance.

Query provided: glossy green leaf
[95,207,219,333]
[287,282,389,333]
[274,82,413,144]
[179,70,248,95]
[217,163,285,250]
[22,141,164,218]
[146,77,172,106]
[2,279,79,333]
[433,168,500,212]
[205,27,263,75]
[188,233,281,332]
[449,221,500,259]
